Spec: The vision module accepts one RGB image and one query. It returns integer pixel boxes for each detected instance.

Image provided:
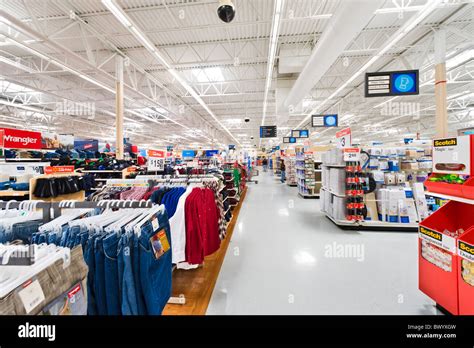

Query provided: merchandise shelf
[458,229,474,315]
[325,212,418,231]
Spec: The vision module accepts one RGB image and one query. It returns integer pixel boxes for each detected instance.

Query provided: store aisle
[207,170,438,315]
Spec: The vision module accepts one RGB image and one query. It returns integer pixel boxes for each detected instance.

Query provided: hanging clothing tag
[151,216,159,232]
[150,228,170,260]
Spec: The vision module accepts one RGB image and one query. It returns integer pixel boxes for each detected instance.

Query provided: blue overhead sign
[205,150,219,157]
[182,150,195,158]
[283,137,297,144]
[365,70,419,97]
[312,114,338,127]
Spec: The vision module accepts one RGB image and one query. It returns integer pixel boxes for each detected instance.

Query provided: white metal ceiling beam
[101,0,241,146]
[283,0,385,110]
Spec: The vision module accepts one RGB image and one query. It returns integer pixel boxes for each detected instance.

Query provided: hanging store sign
[365,70,419,97]
[260,126,277,138]
[147,149,165,171]
[0,128,42,150]
[205,150,219,157]
[291,130,309,138]
[283,137,296,144]
[343,148,361,162]
[336,128,352,148]
[182,150,196,158]
[74,139,99,152]
[312,114,338,127]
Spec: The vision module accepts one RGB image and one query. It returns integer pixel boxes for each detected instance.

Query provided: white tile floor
[207,169,440,315]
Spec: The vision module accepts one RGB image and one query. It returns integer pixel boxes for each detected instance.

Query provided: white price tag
[18,279,45,314]
[343,148,361,161]
[148,157,165,171]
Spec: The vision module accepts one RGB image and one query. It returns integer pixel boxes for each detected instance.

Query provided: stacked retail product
[321,147,425,229]
[345,161,364,221]
[462,259,474,286]
[296,147,320,198]
[421,239,453,272]
[286,156,297,186]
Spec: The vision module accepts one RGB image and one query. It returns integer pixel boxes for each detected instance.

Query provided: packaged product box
[329,168,345,196]
[320,189,327,213]
[406,149,418,158]
[388,189,406,222]
[333,196,346,221]
[364,193,379,221]
[376,188,389,222]
[419,201,474,315]
[458,230,474,315]
[413,182,429,220]
[399,198,418,223]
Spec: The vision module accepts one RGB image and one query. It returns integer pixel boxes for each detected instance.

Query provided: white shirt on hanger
[169,185,194,264]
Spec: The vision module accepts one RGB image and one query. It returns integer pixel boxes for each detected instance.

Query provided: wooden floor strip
[162,187,248,315]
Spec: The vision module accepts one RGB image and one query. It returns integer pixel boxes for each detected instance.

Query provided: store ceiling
[0,0,472,150]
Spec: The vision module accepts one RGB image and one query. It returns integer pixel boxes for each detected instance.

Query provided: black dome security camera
[217,0,235,23]
[244,118,250,123]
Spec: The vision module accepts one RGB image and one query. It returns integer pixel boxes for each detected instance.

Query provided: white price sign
[18,279,45,314]
[343,148,361,161]
[336,127,352,148]
[147,149,165,171]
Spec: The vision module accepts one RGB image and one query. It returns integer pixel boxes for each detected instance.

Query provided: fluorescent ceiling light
[102,0,132,27]
[261,0,285,129]
[447,49,474,69]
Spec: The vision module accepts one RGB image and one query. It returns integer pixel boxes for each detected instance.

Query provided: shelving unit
[419,134,474,315]
[77,167,137,190]
[286,156,297,186]
[321,148,419,232]
[296,146,321,198]
[0,190,29,197]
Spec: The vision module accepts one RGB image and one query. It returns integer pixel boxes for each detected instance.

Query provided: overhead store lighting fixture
[260,0,285,147]
[5,37,116,94]
[292,0,443,132]
[102,0,240,145]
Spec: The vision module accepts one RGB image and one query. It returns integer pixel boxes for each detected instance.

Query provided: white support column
[115,56,124,160]
[434,29,448,138]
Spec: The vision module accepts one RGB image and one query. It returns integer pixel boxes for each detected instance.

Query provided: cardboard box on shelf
[364,192,379,221]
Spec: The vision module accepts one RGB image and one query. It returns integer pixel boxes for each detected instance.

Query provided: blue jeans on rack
[103,232,121,315]
[120,232,138,315]
[7,220,42,244]
[137,210,172,315]
[133,234,147,315]
[84,233,98,315]
[94,234,108,315]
